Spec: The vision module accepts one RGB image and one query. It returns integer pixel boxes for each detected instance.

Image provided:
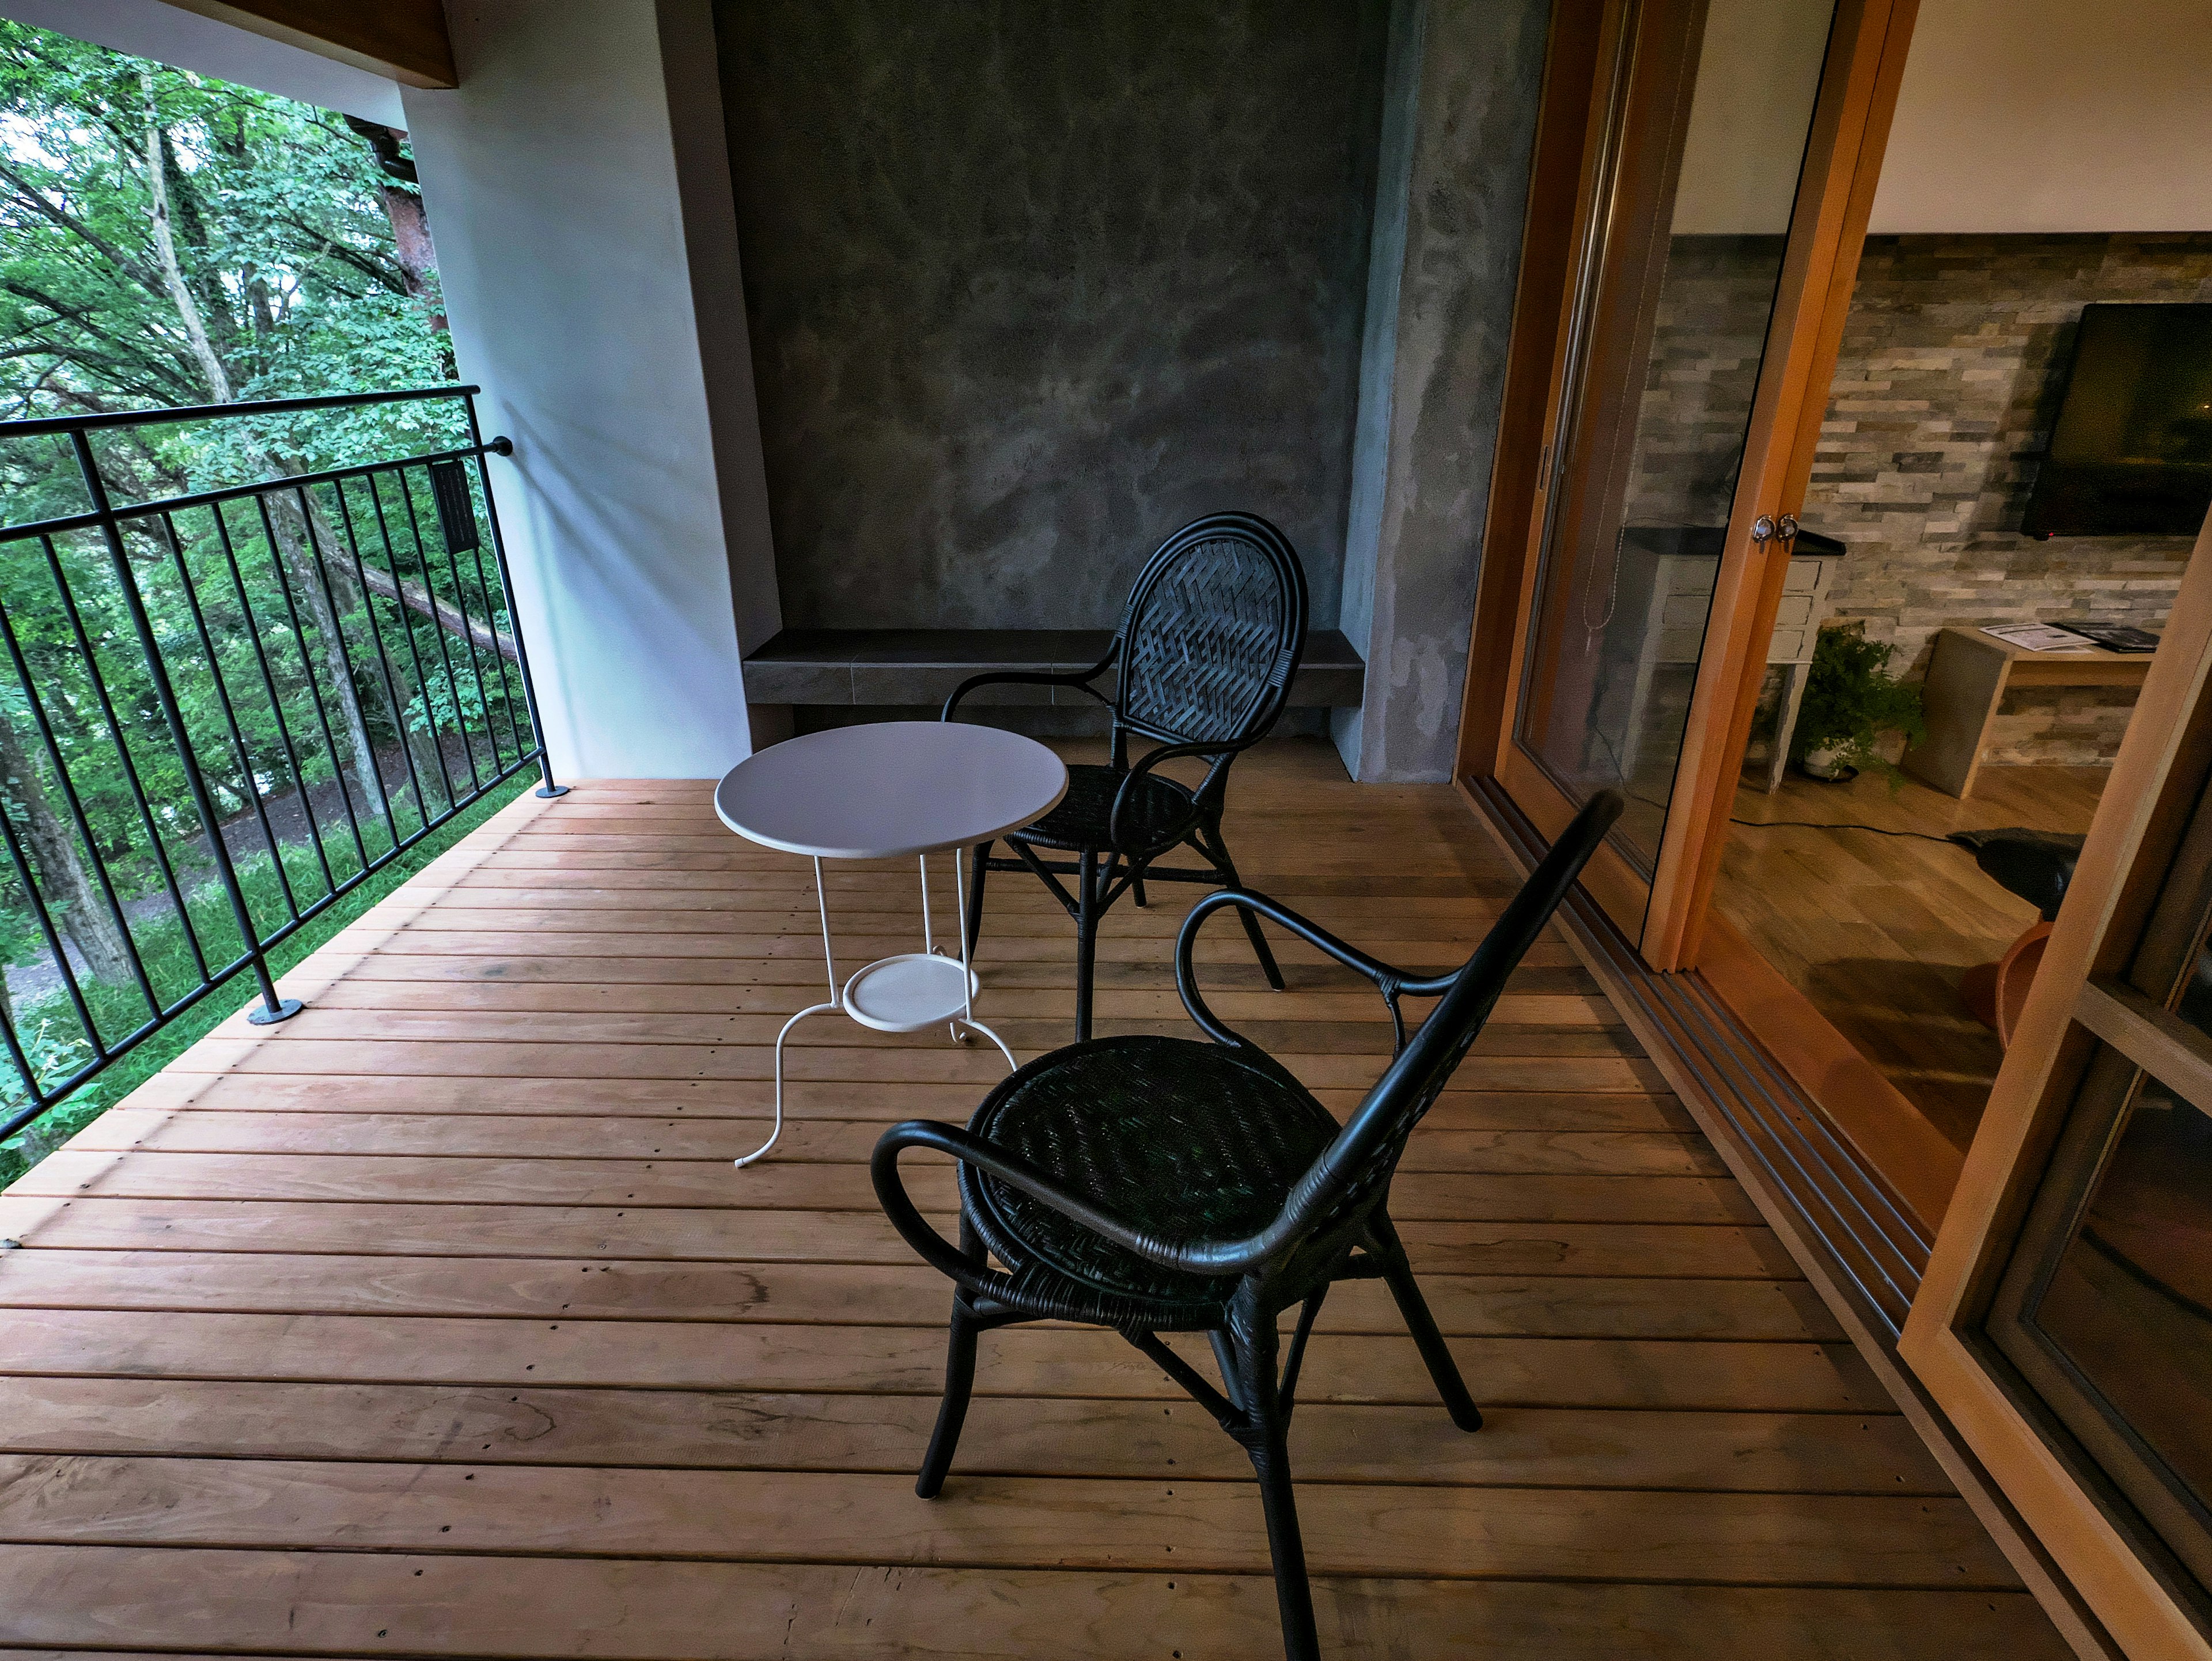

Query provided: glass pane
[2028,1061,2212,1575]
[1515,0,1837,876]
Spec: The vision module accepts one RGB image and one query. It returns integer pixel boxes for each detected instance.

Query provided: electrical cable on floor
[1728,816,1959,845]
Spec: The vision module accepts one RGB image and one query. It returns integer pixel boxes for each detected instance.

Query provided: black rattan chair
[872,789,1624,1661]
[941,511,1309,1041]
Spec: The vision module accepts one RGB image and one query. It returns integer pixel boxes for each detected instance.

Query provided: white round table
[714,721,1069,1166]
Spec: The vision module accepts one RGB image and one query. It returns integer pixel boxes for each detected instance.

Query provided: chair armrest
[1175,888,1453,1055]
[873,1118,1200,1277]
[941,644,1119,722]
[1109,737,1245,851]
[874,1117,1301,1282]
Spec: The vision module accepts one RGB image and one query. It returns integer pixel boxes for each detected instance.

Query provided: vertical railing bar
[0,966,55,1118]
[383,468,486,796]
[0,785,105,1066]
[158,510,302,926]
[0,575,163,1017]
[33,527,210,982]
[394,466,498,789]
[356,475,463,815]
[449,466,528,767]
[327,475,434,837]
[463,394,565,797]
[252,490,370,874]
[206,498,341,898]
[292,483,400,850]
[461,525,526,770]
[67,432,293,1023]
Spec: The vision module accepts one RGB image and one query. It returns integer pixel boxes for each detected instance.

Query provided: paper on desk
[1983,623,2094,652]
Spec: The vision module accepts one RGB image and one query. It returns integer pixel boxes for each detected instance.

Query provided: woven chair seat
[959,1034,1340,1326]
[1003,763,1194,856]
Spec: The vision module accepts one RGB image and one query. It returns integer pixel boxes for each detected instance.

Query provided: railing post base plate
[536,784,571,798]
[247,998,305,1026]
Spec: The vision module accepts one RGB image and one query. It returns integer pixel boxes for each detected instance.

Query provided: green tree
[0,22,521,1118]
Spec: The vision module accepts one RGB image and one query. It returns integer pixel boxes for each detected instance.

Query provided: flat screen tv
[2021,302,2212,537]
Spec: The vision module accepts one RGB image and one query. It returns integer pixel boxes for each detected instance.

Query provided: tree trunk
[378,186,445,332]
[0,713,139,992]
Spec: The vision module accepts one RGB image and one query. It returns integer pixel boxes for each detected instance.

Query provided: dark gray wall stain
[714,0,1387,631]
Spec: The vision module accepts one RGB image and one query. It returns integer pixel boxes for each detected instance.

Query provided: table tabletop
[714,720,1069,860]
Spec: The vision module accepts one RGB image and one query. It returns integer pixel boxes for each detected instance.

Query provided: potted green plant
[1791,620,1927,783]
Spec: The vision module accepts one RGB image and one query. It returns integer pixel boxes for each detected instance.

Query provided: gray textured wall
[1335,0,1554,781]
[713,0,1387,631]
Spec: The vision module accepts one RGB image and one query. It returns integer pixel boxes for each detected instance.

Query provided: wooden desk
[1903,626,2155,798]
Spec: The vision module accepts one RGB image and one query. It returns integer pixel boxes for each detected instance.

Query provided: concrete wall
[404,0,778,780]
[1335,0,1553,781]
[714,0,1387,633]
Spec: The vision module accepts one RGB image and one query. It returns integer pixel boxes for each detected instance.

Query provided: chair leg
[916,1290,984,1499]
[966,840,992,962]
[1372,1219,1482,1431]
[1074,846,1100,1042]
[1226,1318,1321,1661]
[1131,863,1147,908]
[1199,822,1284,991]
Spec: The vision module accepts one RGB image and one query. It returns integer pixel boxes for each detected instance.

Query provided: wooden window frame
[1903,509,2212,1661]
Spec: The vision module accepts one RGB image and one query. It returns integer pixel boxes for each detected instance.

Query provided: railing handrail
[0,382,563,1138]
[0,384,485,438]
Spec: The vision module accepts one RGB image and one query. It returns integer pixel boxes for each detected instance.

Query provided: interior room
[1704,0,2212,1151]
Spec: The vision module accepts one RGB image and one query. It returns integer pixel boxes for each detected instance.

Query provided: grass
[0,770,533,1183]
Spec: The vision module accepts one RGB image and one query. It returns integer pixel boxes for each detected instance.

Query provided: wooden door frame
[1456,0,1922,971]
[1902,508,2212,1661]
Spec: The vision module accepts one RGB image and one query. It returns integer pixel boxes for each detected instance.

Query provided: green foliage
[0,22,531,1152]
[1791,621,1927,782]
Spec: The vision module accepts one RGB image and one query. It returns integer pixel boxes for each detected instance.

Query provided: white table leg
[735,856,839,1169]
[952,841,1018,1070]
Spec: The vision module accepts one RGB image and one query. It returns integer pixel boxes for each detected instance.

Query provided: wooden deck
[0,739,2069,1658]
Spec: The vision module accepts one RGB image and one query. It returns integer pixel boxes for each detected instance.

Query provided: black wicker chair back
[942,510,1311,1041]
[1176,786,1626,1271]
[872,789,1624,1661]
[1113,513,1308,751]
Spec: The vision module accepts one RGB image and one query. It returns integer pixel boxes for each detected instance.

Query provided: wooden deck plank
[73,1108,1730,1178]
[0,1379,1942,1490]
[0,1308,1885,1409]
[9,1151,1760,1224]
[0,1456,2018,1586]
[0,1549,2073,1660]
[0,1199,1804,1277]
[0,1251,1840,1340]
[0,739,2060,1656]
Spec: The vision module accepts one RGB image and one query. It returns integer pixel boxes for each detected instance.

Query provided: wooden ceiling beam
[157,0,456,90]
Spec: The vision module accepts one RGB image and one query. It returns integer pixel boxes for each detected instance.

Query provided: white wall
[2,0,404,122]
[404,0,778,780]
[1870,0,2212,233]
[1671,0,1834,237]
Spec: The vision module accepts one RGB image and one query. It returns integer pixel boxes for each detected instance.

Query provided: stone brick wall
[1810,233,2212,675]
[1628,230,2212,766]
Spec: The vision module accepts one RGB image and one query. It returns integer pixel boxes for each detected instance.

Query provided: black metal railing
[0,385,560,1136]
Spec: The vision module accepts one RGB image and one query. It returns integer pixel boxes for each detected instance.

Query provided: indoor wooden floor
[0,739,2069,1659]
[1717,763,2106,1151]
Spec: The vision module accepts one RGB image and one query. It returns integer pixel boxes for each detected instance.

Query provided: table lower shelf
[842,951,981,1032]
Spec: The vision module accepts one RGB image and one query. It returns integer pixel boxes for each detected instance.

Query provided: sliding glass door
[1482,0,1897,955]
